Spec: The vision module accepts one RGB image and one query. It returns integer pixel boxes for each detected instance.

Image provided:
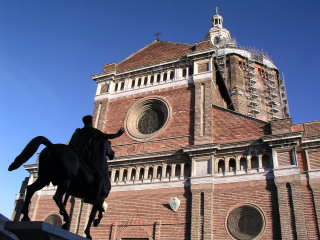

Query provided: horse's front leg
[84,205,98,240]
[53,184,70,230]
[21,178,48,221]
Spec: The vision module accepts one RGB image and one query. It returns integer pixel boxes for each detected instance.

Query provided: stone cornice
[261,132,303,148]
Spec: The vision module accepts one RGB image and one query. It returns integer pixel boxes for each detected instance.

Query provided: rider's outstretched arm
[103,127,125,140]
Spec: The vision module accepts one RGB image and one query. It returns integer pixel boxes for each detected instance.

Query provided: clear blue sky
[0,0,319,219]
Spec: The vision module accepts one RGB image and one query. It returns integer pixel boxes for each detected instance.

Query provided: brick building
[13,10,320,240]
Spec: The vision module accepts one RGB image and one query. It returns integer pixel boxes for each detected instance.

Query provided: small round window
[126,97,170,141]
[226,205,265,240]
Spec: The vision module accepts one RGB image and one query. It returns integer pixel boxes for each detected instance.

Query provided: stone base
[4,221,88,240]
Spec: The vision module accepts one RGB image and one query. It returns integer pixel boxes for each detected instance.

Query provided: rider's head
[82,115,93,127]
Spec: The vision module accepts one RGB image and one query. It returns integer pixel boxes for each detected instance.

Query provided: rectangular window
[100,84,109,94]
[198,62,209,73]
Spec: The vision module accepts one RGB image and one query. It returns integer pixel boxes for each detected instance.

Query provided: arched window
[262,154,271,169]
[218,160,225,173]
[185,163,191,177]
[148,167,153,179]
[182,68,187,77]
[240,157,247,170]
[251,156,259,169]
[130,169,136,181]
[131,79,135,88]
[156,74,161,82]
[214,36,220,44]
[175,164,181,177]
[120,81,124,90]
[44,214,62,227]
[114,170,119,182]
[150,75,154,84]
[170,71,174,80]
[157,166,162,178]
[166,165,171,178]
[163,73,167,81]
[122,169,128,181]
[144,77,148,85]
[229,158,236,172]
[137,78,142,86]
[114,83,118,92]
[139,168,144,180]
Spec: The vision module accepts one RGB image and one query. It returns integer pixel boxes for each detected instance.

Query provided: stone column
[127,168,132,181]
[180,163,185,178]
[135,166,141,181]
[162,164,167,179]
[153,166,158,179]
[171,164,176,178]
[224,158,228,173]
[236,156,241,171]
[144,166,150,180]
[247,155,252,170]
[111,169,116,183]
[258,155,263,170]
[119,168,124,182]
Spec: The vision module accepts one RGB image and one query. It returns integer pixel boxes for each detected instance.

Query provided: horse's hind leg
[21,178,48,221]
[93,209,103,227]
[84,205,98,240]
[53,184,70,230]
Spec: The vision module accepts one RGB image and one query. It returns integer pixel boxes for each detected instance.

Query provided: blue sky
[0,0,319,219]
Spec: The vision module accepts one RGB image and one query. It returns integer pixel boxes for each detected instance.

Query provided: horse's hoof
[21,216,30,222]
[93,219,100,227]
[85,231,92,240]
[62,223,70,230]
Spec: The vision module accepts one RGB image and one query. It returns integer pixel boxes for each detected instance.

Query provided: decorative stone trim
[226,203,266,240]
[125,96,171,141]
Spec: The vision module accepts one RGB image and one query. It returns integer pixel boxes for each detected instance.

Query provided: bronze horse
[8,136,111,239]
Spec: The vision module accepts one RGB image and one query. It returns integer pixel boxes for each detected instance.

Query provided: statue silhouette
[8,116,124,239]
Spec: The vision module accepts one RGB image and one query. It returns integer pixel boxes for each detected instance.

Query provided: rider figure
[69,115,124,196]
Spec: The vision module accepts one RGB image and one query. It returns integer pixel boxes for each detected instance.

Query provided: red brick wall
[189,180,295,239]
[90,187,191,240]
[301,181,319,239]
[296,150,308,172]
[99,85,194,156]
[212,106,269,143]
[212,180,281,239]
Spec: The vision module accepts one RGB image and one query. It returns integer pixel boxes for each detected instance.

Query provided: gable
[109,41,193,73]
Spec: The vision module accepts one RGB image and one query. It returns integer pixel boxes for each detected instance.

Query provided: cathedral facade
[13,11,320,240]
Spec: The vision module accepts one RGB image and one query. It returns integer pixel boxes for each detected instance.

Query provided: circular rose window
[125,97,170,141]
[227,205,265,240]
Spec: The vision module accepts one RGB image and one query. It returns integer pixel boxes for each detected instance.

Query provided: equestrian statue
[8,115,124,239]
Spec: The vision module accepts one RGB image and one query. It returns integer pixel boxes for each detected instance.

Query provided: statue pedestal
[4,221,88,240]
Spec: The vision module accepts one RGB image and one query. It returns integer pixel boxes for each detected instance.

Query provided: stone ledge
[4,221,87,240]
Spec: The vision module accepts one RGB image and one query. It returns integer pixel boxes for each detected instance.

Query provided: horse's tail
[8,136,53,171]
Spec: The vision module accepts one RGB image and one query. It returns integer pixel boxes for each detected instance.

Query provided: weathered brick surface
[296,150,308,172]
[212,180,280,239]
[301,181,319,239]
[212,106,269,143]
[292,121,320,137]
[89,187,191,240]
[271,118,292,135]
